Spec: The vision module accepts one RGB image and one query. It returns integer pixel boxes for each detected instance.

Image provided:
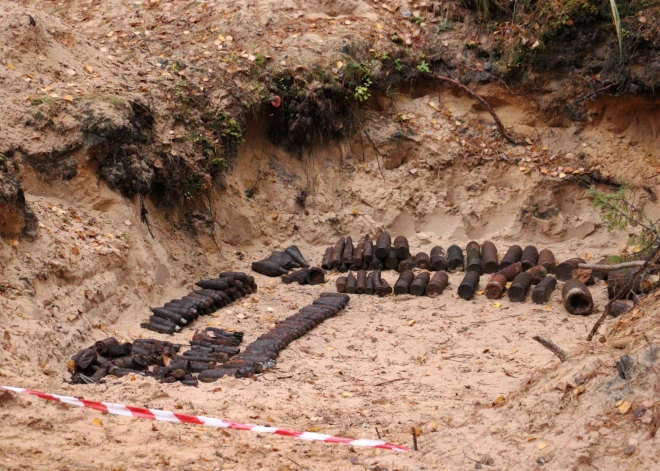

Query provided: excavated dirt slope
[1,1,660,470]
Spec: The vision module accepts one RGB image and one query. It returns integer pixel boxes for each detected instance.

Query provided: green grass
[608,0,624,60]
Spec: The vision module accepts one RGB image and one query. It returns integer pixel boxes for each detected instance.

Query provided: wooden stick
[532,335,569,362]
[411,426,418,451]
[578,261,647,270]
[433,73,521,145]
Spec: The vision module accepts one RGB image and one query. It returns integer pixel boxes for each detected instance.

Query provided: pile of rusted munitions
[322,233,446,273]
[69,328,245,386]
[326,234,612,315]
[142,272,257,334]
[197,293,350,382]
[68,338,183,384]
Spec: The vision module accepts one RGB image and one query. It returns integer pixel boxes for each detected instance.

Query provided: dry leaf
[342,392,354,397]
[616,400,632,414]
[493,395,506,405]
[85,64,94,73]
[537,443,550,450]
[7,63,15,70]
[91,418,103,427]
[493,302,501,308]
[327,346,335,351]
[476,291,484,295]
[307,426,322,432]
[408,320,415,326]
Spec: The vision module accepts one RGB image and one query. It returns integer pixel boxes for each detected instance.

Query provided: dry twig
[532,335,569,362]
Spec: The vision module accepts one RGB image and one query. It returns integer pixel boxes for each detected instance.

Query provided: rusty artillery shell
[196,278,232,291]
[218,272,248,282]
[610,300,631,317]
[330,237,346,270]
[106,343,133,358]
[532,276,557,304]
[111,356,137,369]
[562,279,593,315]
[252,259,289,277]
[193,332,238,347]
[458,271,480,300]
[369,258,384,270]
[356,270,367,294]
[94,338,119,355]
[181,378,199,387]
[430,246,447,271]
[195,289,230,305]
[497,262,522,282]
[160,376,178,384]
[447,245,464,272]
[481,241,499,274]
[313,298,345,310]
[345,271,357,294]
[499,245,523,269]
[190,361,215,373]
[555,258,586,281]
[373,270,392,296]
[426,271,449,298]
[375,232,391,260]
[466,241,483,275]
[161,305,197,321]
[394,270,414,295]
[362,235,374,264]
[107,367,142,378]
[282,268,311,285]
[414,252,431,270]
[149,315,181,332]
[342,236,354,265]
[198,368,237,382]
[508,272,533,302]
[410,272,430,296]
[285,245,309,268]
[537,249,556,273]
[385,249,399,270]
[393,236,410,259]
[322,247,333,270]
[141,322,175,334]
[72,348,97,370]
[485,273,507,300]
[182,353,229,363]
[351,242,364,269]
[150,307,188,326]
[90,367,108,383]
[526,265,547,284]
[337,263,348,273]
[319,292,350,301]
[268,251,299,270]
[183,292,214,306]
[306,267,325,285]
[336,276,347,293]
[397,254,414,272]
[365,272,375,295]
[521,246,539,271]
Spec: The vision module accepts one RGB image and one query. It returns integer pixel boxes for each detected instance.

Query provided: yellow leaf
[307,426,322,432]
[218,35,225,41]
[272,213,279,220]
[336,61,343,68]
[85,64,94,73]
[584,252,592,261]
[493,302,501,308]
[537,443,550,450]
[64,95,74,102]
[633,245,642,253]
[493,395,506,405]
[91,418,103,427]
[617,400,632,414]
[327,346,335,351]
[352,208,359,215]
[545,305,552,310]
[7,63,15,70]
[376,24,383,29]
[476,291,484,296]
[342,392,354,397]
[526,436,537,442]
[429,421,438,431]
[408,320,415,326]
[412,427,422,437]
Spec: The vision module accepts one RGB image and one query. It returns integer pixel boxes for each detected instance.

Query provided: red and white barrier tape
[0,386,408,452]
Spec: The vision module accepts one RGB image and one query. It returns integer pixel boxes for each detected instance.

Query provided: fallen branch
[578,261,647,270]
[433,73,521,145]
[532,335,569,362]
[587,242,660,341]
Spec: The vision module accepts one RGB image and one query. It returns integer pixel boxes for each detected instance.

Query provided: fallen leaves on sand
[91,418,103,427]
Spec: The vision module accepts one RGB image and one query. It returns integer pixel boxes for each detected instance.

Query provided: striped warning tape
[0,386,408,452]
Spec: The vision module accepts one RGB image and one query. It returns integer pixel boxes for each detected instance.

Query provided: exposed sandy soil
[2,1,660,471]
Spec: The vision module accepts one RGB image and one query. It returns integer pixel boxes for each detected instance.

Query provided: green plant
[354,77,372,102]
[184,173,204,199]
[254,53,267,66]
[589,184,658,251]
[394,58,402,72]
[405,47,413,56]
[417,60,431,74]
[391,32,402,44]
[607,0,623,60]
[381,52,391,61]
[435,20,453,32]
[410,16,422,25]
